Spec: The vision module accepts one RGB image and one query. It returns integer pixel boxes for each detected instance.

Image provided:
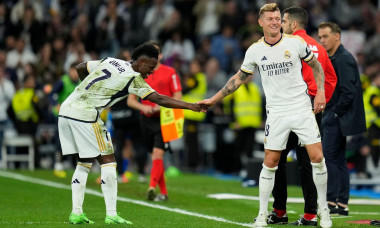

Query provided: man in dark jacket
[318,22,366,216]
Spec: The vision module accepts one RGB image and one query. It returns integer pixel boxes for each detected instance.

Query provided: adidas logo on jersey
[72,179,80,184]
[261,56,267,61]
[101,179,106,184]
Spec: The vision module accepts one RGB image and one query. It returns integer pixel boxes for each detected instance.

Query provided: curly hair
[131,43,159,61]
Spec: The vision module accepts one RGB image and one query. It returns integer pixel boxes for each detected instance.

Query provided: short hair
[259,3,280,18]
[318,22,341,34]
[144,40,161,53]
[283,6,308,28]
[131,43,159,61]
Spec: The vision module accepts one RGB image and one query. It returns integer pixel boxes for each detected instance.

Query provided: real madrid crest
[284,50,291,59]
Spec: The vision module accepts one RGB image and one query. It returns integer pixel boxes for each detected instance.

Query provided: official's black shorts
[140,115,166,151]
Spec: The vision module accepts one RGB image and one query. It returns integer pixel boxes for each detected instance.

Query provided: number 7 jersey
[59,58,155,122]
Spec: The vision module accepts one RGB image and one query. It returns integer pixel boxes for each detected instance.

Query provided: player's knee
[98,154,116,165]
[310,154,324,163]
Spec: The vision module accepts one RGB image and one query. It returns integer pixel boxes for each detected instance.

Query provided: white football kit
[240,34,320,150]
[58,58,155,158]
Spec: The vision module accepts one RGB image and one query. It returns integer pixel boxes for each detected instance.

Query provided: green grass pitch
[0,169,379,227]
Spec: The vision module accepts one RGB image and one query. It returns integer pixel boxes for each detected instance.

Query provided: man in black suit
[318,22,367,216]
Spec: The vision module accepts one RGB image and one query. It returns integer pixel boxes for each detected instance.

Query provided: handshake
[190,99,214,113]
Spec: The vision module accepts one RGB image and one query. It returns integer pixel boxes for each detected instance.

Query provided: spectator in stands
[10,0,43,25]
[0,65,15,158]
[0,3,12,50]
[182,59,207,171]
[192,0,224,39]
[363,72,380,176]
[8,74,42,167]
[6,37,37,87]
[162,28,195,73]
[95,0,125,58]
[143,0,175,40]
[0,50,18,88]
[64,42,91,73]
[210,24,242,75]
[36,43,57,85]
[13,5,44,53]
[51,36,66,81]
[204,57,227,100]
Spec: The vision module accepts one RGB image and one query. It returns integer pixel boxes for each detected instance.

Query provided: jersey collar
[264,34,283,47]
[293,29,307,36]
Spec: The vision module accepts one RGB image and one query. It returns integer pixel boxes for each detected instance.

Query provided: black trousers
[271,112,321,215]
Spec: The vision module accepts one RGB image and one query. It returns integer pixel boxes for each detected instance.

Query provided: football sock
[304,213,316,220]
[274,208,287,217]
[259,164,277,212]
[158,163,167,195]
[311,158,328,209]
[101,162,118,216]
[122,159,129,174]
[150,159,163,188]
[71,162,92,215]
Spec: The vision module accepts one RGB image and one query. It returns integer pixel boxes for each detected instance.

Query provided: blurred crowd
[1,0,380,182]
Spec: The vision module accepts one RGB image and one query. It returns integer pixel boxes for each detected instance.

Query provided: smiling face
[136,56,158,79]
[259,10,282,37]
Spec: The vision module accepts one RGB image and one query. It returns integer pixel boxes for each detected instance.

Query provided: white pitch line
[0,171,252,228]
[207,193,380,206]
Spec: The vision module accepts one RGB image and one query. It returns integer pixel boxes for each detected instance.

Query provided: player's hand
[197,99,214,109]
[141,105,154,115]
[190,103,208,112]
[313,91,326,114]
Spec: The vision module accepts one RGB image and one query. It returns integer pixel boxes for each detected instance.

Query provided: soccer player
[58,43,206,224]
[198,3,332,228]
[127,40,181,202]
[267,6,337,226]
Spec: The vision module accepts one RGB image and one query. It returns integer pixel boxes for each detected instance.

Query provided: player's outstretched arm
[146,92,207,112]
[198,70,251,108]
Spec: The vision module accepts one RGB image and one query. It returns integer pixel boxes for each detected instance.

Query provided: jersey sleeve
[128,75,155,99]
[170,71,182,93]
[240,47,256,74]
[297,38,314,63]
[87,60,102,74]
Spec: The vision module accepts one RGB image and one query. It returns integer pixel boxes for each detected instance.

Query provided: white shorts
[263,110,321,150]
[58,117,114,158]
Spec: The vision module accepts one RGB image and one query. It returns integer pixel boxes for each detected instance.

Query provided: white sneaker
[253,211,268,227]
[318,207,332,228]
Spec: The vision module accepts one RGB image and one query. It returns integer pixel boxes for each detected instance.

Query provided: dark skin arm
[75,62,89,81]
[146,92,207,112]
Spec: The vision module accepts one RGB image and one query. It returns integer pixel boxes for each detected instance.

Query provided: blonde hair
[259,3,280,18]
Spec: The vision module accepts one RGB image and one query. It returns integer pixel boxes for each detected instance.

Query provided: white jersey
[241,34,314,116]
[59,58,155,122]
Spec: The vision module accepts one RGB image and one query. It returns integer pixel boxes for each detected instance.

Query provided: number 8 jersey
[59,58,155,122]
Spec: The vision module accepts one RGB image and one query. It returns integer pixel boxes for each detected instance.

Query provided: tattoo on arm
[221,71,251,97]
[238,71,250,81]
[222,79,236,97]
[308,57,325,90]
